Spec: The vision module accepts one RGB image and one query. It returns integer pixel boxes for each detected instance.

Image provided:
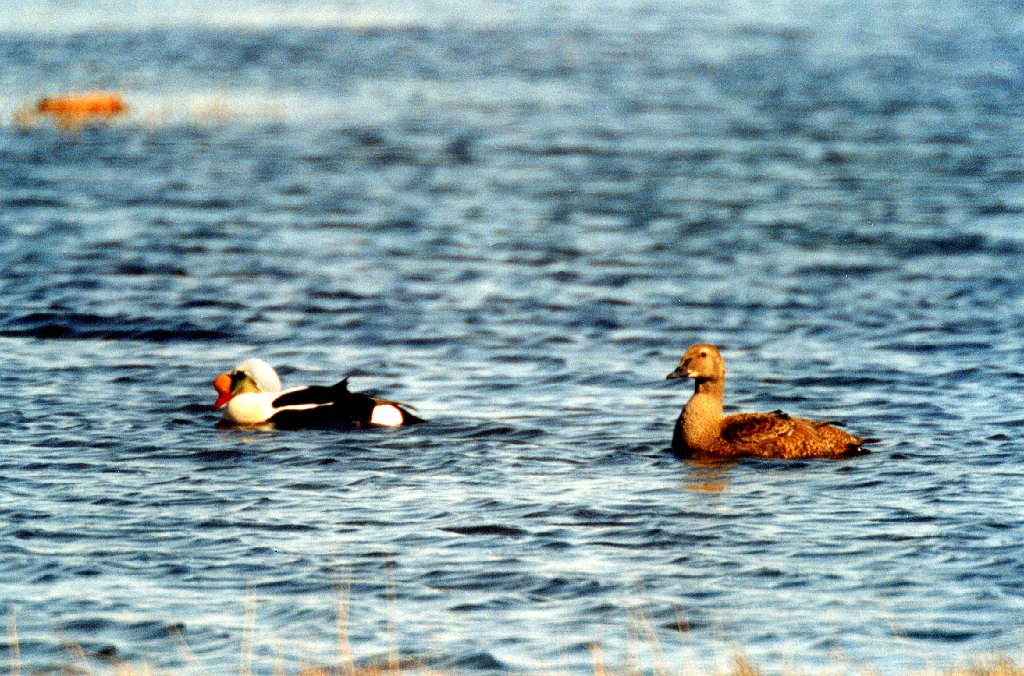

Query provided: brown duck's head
[667,344,725,382]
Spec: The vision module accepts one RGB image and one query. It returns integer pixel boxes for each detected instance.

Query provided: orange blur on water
[34,91,128,124]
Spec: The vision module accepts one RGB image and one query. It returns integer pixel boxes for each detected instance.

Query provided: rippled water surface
[3,0,1024,672]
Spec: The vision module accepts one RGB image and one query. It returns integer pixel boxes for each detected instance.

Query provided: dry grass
[8,612,20,676]
[6,602,1024,675]
[730,653,764,676]
[943,657,1024,676]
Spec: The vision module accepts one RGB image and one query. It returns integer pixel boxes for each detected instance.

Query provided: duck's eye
[700,350,707,357]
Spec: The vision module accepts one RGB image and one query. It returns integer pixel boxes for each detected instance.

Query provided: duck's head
[667,344,725,382]
[212,358,282,409]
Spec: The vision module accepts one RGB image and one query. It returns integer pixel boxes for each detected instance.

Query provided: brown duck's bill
[666,368,700,379]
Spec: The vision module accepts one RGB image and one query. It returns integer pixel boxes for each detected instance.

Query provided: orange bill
[213,373,233,409]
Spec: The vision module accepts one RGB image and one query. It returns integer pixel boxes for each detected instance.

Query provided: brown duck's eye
[700,350,707,357]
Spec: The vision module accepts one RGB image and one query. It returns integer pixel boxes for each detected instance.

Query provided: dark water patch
[902,627,979,643]
[423,570,532,592]
[1,312,236,341]
[114,262,190,276]
[441,524,528,537]
[894,234,1016,257]
[195,517,317,533]
[306,288,373,301]
[20,461,96,471]
[436,651,506,671]
[284,481,334,491]
[529,577,604,600]
[191,448,247,461]
[3,195,68,208]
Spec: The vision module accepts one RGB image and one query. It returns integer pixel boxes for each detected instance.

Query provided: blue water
[2,0,1024,672]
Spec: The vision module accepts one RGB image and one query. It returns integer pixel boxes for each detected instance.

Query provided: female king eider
[667,344,870,459]
[212,358,423,428]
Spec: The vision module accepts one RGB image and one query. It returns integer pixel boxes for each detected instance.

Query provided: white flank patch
[370,404,403,426]
[277,403,323,411]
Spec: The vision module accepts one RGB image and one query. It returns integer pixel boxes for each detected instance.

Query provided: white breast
[224,392,278,424]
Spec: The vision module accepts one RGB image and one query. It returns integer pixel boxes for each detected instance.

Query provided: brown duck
[667,344,870,459]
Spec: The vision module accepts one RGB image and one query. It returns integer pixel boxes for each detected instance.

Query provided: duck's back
[673,410,865,459]
[269,379,423,429]
[719,411,863,458]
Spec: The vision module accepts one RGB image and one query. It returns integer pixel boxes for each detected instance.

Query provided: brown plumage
[666,344,869,459]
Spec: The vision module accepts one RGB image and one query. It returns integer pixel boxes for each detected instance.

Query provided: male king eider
[212,358,423,428]
[666,344,871,459]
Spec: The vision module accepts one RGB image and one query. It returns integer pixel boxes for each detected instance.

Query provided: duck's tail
[845,436,880,455]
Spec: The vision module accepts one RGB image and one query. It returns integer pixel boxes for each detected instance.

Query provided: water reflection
[681,458,736,493]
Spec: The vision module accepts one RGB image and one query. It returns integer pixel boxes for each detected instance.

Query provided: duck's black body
[213,359,423,429]
[268,379,424,430]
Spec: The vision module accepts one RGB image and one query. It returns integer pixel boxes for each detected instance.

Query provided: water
[2,0,1024,672]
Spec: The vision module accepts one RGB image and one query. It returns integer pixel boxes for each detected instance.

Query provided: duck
[212,358,423,429]
[666,344,869,458]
